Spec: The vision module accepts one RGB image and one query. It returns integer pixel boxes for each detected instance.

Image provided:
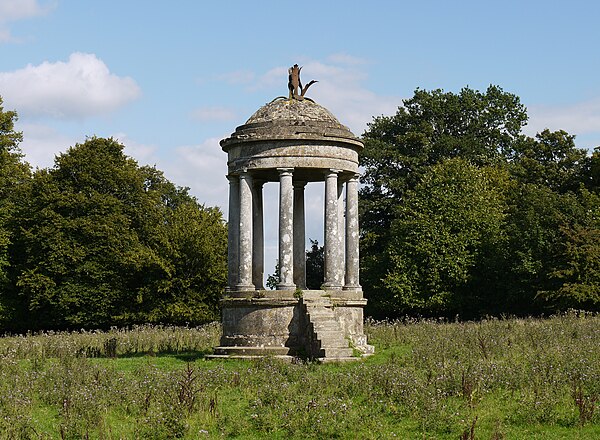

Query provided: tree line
[2,85,599,331]
[0,97,227,332]
[360,86,600,318]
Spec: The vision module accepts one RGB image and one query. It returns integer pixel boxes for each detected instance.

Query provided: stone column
[236,171,254,291]
[338,179,346,287]
[226,174,239,291]
[277,168,295,290]
[252,180,265,290]
[344,174,361,290]
[323,169,342,289]
[293,181,307,289]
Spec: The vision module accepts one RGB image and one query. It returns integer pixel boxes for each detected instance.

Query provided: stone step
[304,300,355,360]
[305,305,334,312]
[312,321,341,333]
[316,339,348,350]
[301,290,332,300]
[314,330,348,343]
[304,299,332,305]
[317,347,354,358]
[312,321,342,333]
[308,313,337,321]
[306,310,336,319]
[304,301,333,308]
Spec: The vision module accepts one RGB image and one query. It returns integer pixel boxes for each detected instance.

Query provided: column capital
[277,167,294,176]
[226,173,238,182]
[325,169,342,177]
[348,173,360,182]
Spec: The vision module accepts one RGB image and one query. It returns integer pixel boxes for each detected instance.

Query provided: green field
[1,314,599,439]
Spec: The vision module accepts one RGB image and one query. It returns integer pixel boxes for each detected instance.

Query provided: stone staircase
[303,292,355,361]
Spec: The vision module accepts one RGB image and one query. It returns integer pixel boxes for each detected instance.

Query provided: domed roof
[246,98,341,125]
[220,98,362,150]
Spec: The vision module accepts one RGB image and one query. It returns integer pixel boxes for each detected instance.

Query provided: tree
[9,137,226,330]
[360,85,527,239]
[138,201,227,324]
[360,86,600,317]
[540,224,600,308]
[305,239,324,290]
[508,129,588,193]
[377,158,508,316]
[0,97,30,326]
[360,86,527,317]
[583,147,600,191]
[266,239,324,290]
[266,262,280,290]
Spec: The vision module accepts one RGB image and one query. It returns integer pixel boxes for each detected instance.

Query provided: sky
[2,0,600,278]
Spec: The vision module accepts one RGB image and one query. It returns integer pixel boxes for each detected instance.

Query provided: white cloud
[191,106,236,122]
[240,59,400,135]
[160,137,229,210]
[111,132,158,165]
[255,66,289,91]
[0,28,11,42]
[16,122,77,169]
[286,60,399,135]
[0,0,51,21]
[0,52,141,119]
[0,0,55,43]
[527,98,600,147]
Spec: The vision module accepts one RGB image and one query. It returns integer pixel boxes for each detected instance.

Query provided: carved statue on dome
[287,64,317,101]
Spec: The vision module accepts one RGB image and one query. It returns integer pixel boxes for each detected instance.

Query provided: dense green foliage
[266,239,324,290]
[0,315,599,438]
[360,86,600,317]
[305,239,324,290]
[0,99,227,331]
[0,98,30,325]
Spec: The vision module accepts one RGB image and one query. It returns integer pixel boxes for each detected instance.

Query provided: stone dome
[221,99,361,147]
[220,98,363,181]
[246,98,340,125]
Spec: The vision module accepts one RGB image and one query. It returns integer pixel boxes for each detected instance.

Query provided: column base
[276,283,296,290]
[235,284,255,292]
[343,284,362,291]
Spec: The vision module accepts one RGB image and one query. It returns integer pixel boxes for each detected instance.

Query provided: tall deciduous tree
[360,86,527,317]
[0,97,30,326]
[10,137,226,330]
[360,86,599,317]
[509,129,588,193]
[378,159,508,315]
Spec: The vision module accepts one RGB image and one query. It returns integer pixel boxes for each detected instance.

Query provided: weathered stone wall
[220,297,305,353]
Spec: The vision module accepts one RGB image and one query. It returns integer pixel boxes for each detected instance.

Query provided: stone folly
[212,88,373,361]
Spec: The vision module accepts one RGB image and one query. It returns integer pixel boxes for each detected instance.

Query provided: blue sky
[2,0,600,276]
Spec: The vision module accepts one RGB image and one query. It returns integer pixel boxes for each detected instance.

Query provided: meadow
[0,313,599,439]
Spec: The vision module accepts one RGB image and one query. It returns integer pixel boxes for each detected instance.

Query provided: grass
[0,313,599,438]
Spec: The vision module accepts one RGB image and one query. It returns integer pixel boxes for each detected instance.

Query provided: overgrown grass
[1,313,599,438]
